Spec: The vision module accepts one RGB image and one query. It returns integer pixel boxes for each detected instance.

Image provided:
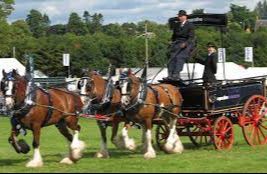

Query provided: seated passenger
[195,42,218,85]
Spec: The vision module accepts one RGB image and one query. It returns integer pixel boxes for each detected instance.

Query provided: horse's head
[77,71,106,105]
[1,69,27,110]
[119,69,140,108]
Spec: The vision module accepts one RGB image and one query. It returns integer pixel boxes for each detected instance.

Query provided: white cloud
[9,0,261,24]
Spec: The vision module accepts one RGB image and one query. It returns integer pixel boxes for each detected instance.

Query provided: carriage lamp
[209,95,217,103]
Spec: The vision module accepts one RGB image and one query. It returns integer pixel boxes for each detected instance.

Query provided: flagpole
[220,27,226,80]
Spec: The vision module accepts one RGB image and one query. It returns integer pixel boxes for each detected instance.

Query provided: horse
[1,69,86,168]
[78,71,136,158]
[119,69,184,159]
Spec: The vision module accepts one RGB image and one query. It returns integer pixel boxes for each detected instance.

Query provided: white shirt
[181,20,187,27]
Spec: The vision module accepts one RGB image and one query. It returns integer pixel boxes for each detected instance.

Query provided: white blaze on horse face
[121,81,130,107]
[5,81,14,109]
[80,79,88,104]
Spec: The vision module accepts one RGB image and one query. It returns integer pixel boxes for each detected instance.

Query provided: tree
[102,23,125,37]
[83,11,91,24]
[192,9,204,14]
[47,24,67,35]
[0,0,14,21]
[11,20,32,36]
[229,4,257,31]
[67,12,88,35]
[90,13,103,33]
[255,0,267,19]
[26,9,49,38]
[43,14,50,28]
[121,22,138,36]
[83,11,92,33]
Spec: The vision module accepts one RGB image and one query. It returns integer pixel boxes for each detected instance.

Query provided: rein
[11,88,79,117]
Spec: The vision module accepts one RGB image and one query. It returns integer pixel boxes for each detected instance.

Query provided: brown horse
[119,69,184,159]
[1,69,85,167]
[78,71,135,158]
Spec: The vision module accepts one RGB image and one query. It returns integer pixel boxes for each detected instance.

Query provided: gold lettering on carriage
[216,96,229,101]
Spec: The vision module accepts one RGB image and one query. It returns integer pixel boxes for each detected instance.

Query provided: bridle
[1,75,15,98]
[119,75,147,111]
[120,77,133,97]
[78,77,98,103]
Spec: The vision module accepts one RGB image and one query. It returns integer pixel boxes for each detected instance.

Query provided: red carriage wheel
[213,116,234,150]
[241,95,267,146]
[187,125,213,147]
[155,123,170,151]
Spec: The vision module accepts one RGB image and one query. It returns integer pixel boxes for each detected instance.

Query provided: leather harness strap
[147,85,160,118]
[157,85,181,110]
[34,88,54,127]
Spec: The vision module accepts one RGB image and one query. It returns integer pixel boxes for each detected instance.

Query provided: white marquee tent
[115,62,267,84]
[0,58,47,80]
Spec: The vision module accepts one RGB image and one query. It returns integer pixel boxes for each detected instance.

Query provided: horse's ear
[81,68,89,77]
[12,69,19,78]
[128,68,132,76]
[2,69,6,77]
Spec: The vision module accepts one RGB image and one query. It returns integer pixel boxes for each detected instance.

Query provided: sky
[8,0,261,25]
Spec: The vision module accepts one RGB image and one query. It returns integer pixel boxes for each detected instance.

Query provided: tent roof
[0,58,25,80]
[115,62,262,84]
[0,58,47,80]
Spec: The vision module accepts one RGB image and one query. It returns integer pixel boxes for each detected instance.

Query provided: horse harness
[11,85,54,131]
[83,76,118,115]
[125,81,182,119]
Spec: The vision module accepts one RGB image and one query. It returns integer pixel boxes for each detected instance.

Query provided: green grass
[0,116,267,173]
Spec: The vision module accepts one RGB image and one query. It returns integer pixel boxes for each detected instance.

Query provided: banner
[63,54,70,67]
[218,48,226,63]
[245,47,253,62]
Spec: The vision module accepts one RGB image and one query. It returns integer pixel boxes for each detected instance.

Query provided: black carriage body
[180,79,266,112]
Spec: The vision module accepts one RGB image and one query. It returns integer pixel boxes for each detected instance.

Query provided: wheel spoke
[249,125,255,143]
[225,126,232,133]
[258,127,266,142]
[259,127,266,139]
[204,135,209,144]
[260,124,267,130]
[255,128,260,144]
[200,135,203,144]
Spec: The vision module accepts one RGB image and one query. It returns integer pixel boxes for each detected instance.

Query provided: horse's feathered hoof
[95,151,110,159]
[18,139,30,154]
[144,151,156,159]
[60,157,74,165]
[26,159,43,168]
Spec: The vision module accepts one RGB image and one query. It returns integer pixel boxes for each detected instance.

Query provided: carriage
[155,13,267,150]
[155,77,267,150]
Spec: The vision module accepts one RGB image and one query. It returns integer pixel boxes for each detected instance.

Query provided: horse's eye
[86,82,91,89]
[127,84,131,91]
[77,81,83,89]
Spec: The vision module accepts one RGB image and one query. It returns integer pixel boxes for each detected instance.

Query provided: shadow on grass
[83,148,139,159]
[0,159,25,166]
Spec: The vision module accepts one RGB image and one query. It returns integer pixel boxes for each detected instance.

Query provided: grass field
[0,116,267,173]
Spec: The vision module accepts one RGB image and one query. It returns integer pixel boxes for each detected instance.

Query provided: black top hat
[178,10,187,16]
[207,42,217,48]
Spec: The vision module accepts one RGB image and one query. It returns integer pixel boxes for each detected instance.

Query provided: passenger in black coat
[196,42,218,85]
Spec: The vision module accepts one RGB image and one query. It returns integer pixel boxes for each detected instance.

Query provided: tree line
[1,0,267,76]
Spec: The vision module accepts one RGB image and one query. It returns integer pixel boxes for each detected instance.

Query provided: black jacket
[196,52,217,83]
[172,21,195,45]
